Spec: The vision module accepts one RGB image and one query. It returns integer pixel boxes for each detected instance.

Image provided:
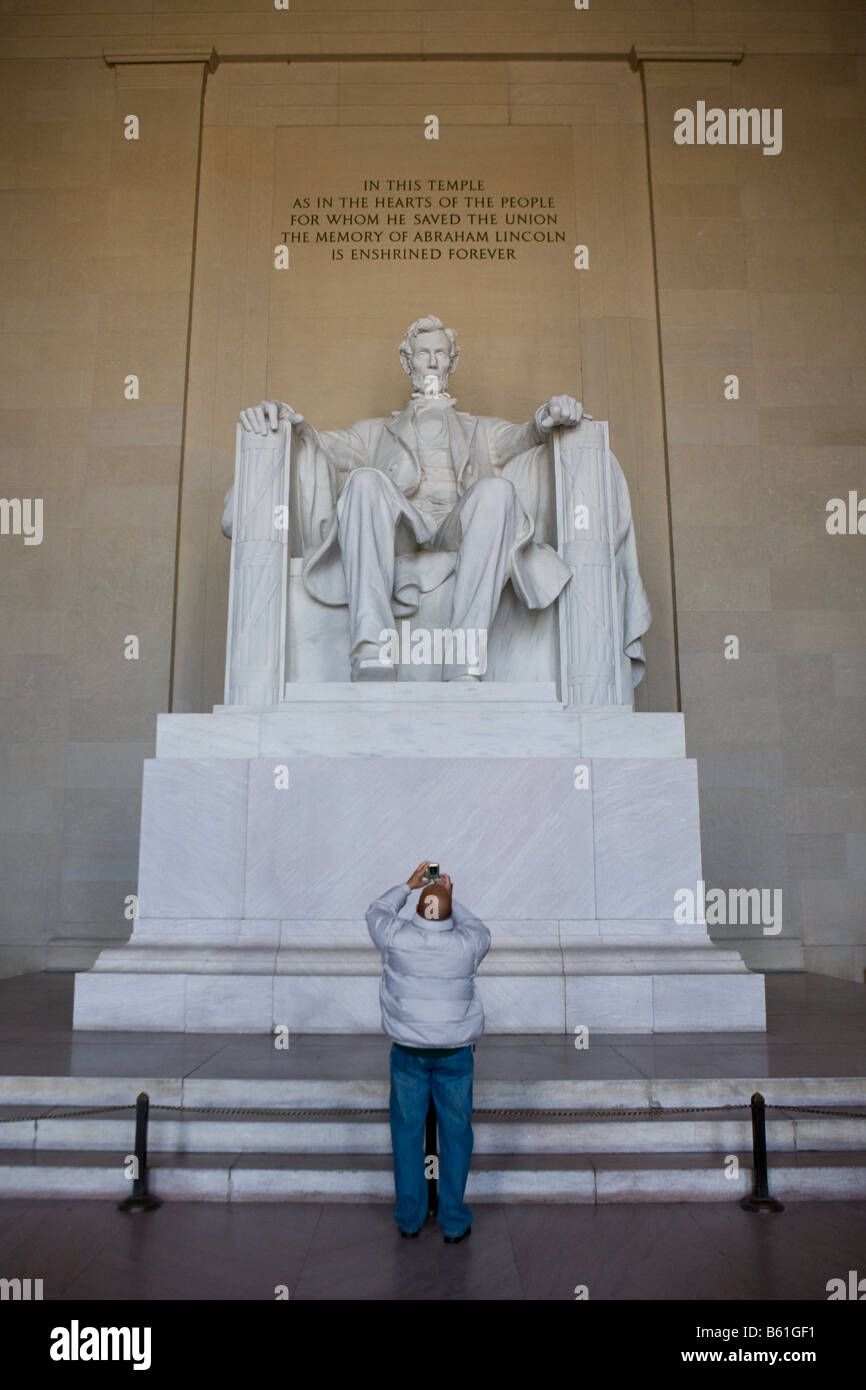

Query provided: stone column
[224,421,292,706]
[554,421,625,706]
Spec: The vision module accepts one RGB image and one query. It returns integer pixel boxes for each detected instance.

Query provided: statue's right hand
[239,400,305,435]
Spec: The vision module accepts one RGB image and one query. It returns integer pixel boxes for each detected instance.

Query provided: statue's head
[399,315,459,396]
[416,880,453,922]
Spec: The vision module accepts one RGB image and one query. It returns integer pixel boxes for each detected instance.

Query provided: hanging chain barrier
[2,1099,865,1123]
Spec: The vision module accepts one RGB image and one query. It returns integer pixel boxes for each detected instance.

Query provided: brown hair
[416,881,453,920]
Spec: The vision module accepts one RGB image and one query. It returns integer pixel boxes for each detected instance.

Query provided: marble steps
[2,1074,865,1109]
[1,1146,866,1203]
[1,1067,865,1201]
[1,1104,865,1158]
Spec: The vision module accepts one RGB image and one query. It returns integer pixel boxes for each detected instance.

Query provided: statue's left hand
[537,395,584,430]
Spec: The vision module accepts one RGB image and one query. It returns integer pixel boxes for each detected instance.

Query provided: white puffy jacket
[366,882,492,1047]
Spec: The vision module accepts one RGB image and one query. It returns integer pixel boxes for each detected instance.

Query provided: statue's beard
[411,368,451,397]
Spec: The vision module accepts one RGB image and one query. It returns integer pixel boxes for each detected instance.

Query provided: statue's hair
[399,315,459,375]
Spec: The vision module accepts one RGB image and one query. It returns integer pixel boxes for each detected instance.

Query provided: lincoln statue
[222,314,650,687]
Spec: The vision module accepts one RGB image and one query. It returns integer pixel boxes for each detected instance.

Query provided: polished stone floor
[1,1193,864,1300]
[0,969,864,1082]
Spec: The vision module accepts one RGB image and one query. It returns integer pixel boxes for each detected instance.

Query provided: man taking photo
[366,862,491,1243]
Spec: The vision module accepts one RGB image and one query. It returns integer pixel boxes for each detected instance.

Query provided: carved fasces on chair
[224,422,292,706]
[554,421,626,707]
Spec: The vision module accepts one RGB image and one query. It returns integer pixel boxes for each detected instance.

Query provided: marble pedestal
[73,686,766,1034]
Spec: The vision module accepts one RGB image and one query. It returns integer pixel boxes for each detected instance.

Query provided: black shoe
[443,1227,471,1244]
[399,1227,422,1238]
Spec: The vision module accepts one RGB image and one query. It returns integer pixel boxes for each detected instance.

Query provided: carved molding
[629,46,745,70]
[103,48,219,71]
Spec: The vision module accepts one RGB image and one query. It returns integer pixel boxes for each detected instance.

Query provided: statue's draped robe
[286,401,651,690]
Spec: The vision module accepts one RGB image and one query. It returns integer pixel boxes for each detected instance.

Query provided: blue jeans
[388,1043,475,1238]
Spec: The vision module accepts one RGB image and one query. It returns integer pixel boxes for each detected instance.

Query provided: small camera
[427,863,440,880]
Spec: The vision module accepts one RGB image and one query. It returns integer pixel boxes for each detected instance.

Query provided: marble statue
[222,314,651,692]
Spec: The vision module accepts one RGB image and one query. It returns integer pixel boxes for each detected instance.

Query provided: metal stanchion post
[118,1091,163,1213]
[739,1091,784,1213]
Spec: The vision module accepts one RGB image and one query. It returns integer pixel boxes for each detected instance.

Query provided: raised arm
[366,860,432,952]
[365,883,412,953]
